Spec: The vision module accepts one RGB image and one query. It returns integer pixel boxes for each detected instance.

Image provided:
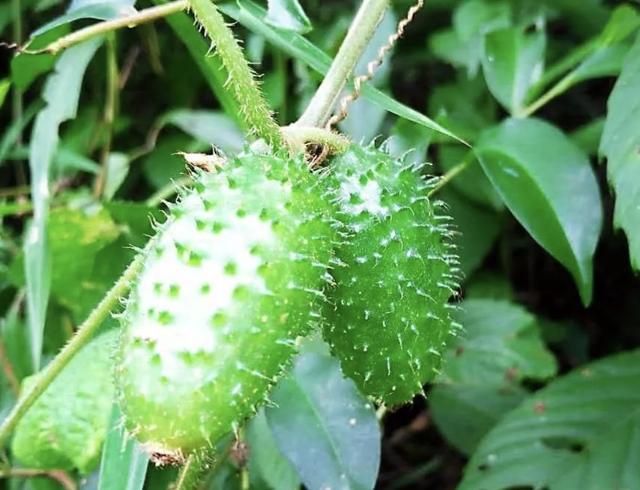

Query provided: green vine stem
[0,248,147,446]
[427,155,474,198]
[296,0,390,128]
[188,0,283,148]
[280,125,351,154]
[25,1,188,54]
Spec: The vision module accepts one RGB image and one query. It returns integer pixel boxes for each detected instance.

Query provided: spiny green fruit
[322,144,460,406]
[11,330,117,474]
[116,152,335,462]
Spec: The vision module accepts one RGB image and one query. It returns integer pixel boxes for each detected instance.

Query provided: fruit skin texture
[323,144,459,406]
[11,330,117,474]
[117,151,335,459]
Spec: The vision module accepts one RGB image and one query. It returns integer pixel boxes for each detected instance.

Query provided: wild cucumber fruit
[323,144,460,406]
[11,330,117,474]
[116,152,335,462]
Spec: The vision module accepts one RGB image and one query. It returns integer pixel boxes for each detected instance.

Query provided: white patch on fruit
[132,192,277,377]
[339,176,388,217]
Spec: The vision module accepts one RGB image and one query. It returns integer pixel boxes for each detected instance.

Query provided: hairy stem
[0,249,147,446]
[25,1,188,54]
[188,0,283,148]
[296,0,390,128]
[173,451,216,490]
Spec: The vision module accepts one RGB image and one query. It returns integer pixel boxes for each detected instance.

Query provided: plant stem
[0,468,77,490]
[280,125,351,154]
[173,451,216,490]
[0,249,147,447]
[428,158,472,198]
[188,0,283,148]
[518,71,577,118]
[296,0,390,128]
[27,1,188,54]
[94,35,119,199]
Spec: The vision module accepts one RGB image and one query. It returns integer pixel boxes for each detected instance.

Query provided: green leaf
[600,32,640,270]
[266,349,380,490]
[31,1,136,38]
[430,299,556,455]
[48,206,121,320]
[430,384,525,455]
[102,152,130,201]
[481,27,546,114]
[246,410,300,490]
[459,350,640,490]
[429,0,512,76]
[570,117,605,156]
[158,109,244,153]
[476,117,602,305]
[222,0,468,146]
[98,404,149,490]
[441,189,501,277]
[440,299,557,387]
[25,37,103,369]
[0,79,10,109]
[266,0,311,33]
[438,146,503,210]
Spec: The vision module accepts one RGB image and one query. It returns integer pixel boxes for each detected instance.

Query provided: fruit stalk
[188,0,283,148]
[0,248,147,446]
[296,0,389,128]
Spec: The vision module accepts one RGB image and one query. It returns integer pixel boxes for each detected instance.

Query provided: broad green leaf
[570,117,605,156]
[430,385,525,455]
[266,0,311,33]
[476,118,602,305]
[428,75,499,144]
[441,189,501,277]
[158,7,242,125]
[266,349,380,490]
[482,27,546,114]
[597,4,640,47]
[430,299,556,455]
[158,110,244,153]
[429,0,511,76]
[98,404,149,490]
[222,0,468,145]
[25,37,102,369]
[102,153,130,201]
[459,350,640,490]
[247,411,300,490]
[440,299,557,387]
[600,32,640,270]
[48,206,120,320]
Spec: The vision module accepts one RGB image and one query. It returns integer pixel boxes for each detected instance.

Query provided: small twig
[22,1,188,54]
[0,468,77,490]
[94,35,119,199]
[427,158,472,198]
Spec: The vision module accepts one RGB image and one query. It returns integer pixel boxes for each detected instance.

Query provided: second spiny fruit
[323,144,460,406]
[116,151,335,462]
